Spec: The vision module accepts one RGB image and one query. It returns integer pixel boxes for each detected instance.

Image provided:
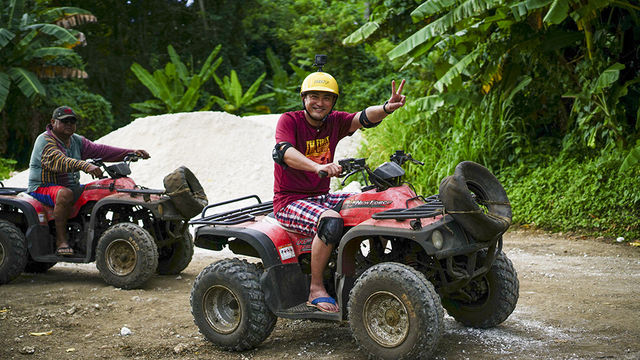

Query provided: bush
[501,154,640,241]
[0,158,16,181]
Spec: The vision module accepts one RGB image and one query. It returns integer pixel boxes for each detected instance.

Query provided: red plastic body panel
[15,177,138,223]
[339,185,423,227]
[215,184,437,263]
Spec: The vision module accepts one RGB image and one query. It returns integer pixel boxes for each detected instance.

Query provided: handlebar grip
[318,170,328,178]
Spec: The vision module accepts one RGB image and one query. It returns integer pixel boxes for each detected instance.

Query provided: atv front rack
[190,195,273,226]
[372,194,444,220]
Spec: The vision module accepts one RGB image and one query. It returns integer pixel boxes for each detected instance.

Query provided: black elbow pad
[359,108,380,129]
[272,142,293,167]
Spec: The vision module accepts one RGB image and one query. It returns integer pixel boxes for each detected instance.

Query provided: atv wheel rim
[105,239,137,276]
[363,291,409,348]
[203,285,241,334]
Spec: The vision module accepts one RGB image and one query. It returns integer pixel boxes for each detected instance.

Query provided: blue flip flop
[306,296,339,313]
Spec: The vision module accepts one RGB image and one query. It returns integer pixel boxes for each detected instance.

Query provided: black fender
[335,216,483,318]
[86,196,182,258]
[0,197,51,258]
[439,161,511,241]
[193,226,281,267]
[194,224,309,312]
[0,197,40,227]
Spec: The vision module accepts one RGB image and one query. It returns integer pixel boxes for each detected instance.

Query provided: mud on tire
[442,251,519,328]
[96,223,158,289]
[190,258,276,351]
[348,262,444,360]
[0,220,27,285]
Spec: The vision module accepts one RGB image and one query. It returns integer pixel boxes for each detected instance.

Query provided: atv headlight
[431,230,444,250]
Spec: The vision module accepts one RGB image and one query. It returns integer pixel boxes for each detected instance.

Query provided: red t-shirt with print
[273,110,356,214]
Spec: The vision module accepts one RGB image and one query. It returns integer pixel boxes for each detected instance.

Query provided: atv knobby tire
[349,262,443,360]
[163,166,208,218]
[190,258,276,351]
[442,251,519,328]
[157,231,193,275]
[96,223,158,289]
[0,220,27,285]
[439,161,511,241]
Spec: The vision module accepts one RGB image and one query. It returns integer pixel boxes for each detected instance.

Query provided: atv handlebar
[319,150,423,188]
[88,153,145,179]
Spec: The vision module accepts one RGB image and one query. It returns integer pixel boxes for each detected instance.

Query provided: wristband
[383,101,393,114]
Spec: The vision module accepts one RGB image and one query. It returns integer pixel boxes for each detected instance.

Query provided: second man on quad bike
[272,55,406,313]
[27,105,150,257]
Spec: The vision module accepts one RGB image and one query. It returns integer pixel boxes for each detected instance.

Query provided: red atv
[189,150,518,359]
[0,154,207,289]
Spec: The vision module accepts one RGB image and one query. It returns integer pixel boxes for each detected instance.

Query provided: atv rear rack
[190,195,273,226]
[372,194,444,220]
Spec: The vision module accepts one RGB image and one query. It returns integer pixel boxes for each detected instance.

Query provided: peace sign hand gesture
[384,79,406,114]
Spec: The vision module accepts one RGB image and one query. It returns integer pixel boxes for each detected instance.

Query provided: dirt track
[1,228,639,360]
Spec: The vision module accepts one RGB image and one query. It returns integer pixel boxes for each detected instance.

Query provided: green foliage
[129,44,223,118]
[360,83,530,195]
[563,63,635,151]
[265,47,304,112]
[502,154,640,241]
[208,70,275,115]
[0,0,82,111]
[620,142,640,173]
[0,157,16,181]
[45,79,114,141]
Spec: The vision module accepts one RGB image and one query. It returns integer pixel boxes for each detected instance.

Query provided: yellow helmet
[300,72,339,96]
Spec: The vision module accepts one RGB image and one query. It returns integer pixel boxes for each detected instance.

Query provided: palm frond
[543,0,570,24]
[388,0,500,60]
[411,0,457,20]
[0,72,10,111]
[7,67,45,98]
[342,21,380,45]
[167,45,189,84]
[241,72,266,104]
[434,47,481,92]
[23,23,77,44]
[0,29,16,48]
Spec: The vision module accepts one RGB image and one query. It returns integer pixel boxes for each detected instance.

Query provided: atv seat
[263,212,307,235]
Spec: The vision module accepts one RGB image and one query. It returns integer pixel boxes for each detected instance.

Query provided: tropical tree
[208,69,274,115]
[0,1,94,112]
[0,0,98,164]
[345,0,640,155]
[129,44,222,117]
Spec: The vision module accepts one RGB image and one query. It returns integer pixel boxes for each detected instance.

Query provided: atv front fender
[193,226,282,267]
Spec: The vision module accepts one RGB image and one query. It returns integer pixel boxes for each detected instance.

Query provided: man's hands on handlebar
[132,149,150,159]
[86,164,104,179]
[316,163,342,178]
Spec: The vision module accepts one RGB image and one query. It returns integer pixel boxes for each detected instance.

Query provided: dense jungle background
[1,0,639,241]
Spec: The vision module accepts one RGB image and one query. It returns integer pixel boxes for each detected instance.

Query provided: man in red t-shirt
[272,64,406,313]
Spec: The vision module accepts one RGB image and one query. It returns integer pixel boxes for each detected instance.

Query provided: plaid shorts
[275,192,354,235]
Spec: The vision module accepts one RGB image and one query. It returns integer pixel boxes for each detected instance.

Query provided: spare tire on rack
[163,166,208,218]
[439,161,511,242]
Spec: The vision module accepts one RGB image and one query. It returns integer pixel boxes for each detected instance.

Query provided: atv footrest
[372,194,444,220]
[275,302,341,321]
[190,195,273,225]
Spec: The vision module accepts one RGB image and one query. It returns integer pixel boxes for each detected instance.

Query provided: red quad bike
[0,154,207,289]
[189,150,518,360]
